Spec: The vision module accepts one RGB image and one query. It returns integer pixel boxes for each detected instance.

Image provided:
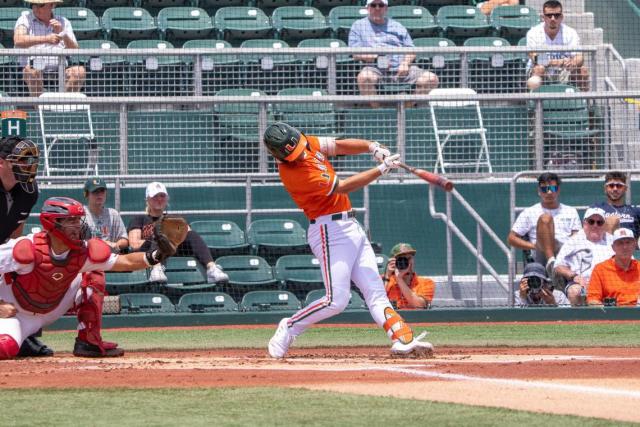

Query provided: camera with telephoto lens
[527,276,543,294]
[395,256,410,270]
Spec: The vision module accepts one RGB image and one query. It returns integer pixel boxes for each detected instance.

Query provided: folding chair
[38,92,97,176]
[429,87,492,174]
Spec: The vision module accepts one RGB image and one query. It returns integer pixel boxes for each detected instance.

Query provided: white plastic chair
[429,88,492,174]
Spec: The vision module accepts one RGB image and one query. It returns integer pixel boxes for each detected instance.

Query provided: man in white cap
[348,0,438,108]
[587,228,640,307]
[553,207,614,306]
[14,0,85,96]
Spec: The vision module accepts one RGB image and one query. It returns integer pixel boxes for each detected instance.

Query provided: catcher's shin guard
[382,307,414,344]
[0,334,20,360]
[76,271,119,355]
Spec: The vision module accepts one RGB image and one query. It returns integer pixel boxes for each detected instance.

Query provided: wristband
[368,141,380,153]
[376,162,387,175]
[145,250,159,266]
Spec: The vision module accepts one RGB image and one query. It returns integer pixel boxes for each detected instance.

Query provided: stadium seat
[413,37,460,88]
[105,270,150,295]
[163,256,207,286]
[214,6,271,43]
[177,292,238,313]
[308,0,354,15]
[491,5,539,44]
[126,39,186,96]
[271,6,330,43]
[247,218,309,263]
[199,0,248,16]
[275,254,324,300]
[119,293,175,314]
[215,255,279,301]
[140,0,192,16]
[74,39,127,97]
[436,5,491,43]
[304,289,366,310]
[0,7,28,44]
[102,7,158,45]
[239,39,298,94]
[328,5,368,41]
[463,36,524,93]
[157,7,215,44]
[182,39,240,95]
[296,38,353,93]
[239,290,301,312]
[274,87,338,136]
[56,7,102,40]
[387,6,438,38]
[190,219,250,257]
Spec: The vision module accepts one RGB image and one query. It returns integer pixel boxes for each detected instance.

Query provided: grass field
[1,322,638,427]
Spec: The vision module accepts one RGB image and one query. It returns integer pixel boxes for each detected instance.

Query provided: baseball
[527,75,543,90]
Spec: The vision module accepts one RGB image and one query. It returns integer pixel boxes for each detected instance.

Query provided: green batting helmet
[263,122,306,162]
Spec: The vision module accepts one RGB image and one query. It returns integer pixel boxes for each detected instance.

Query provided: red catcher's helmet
[40,197,86,250]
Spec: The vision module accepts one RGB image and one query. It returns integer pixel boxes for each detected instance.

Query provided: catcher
[0,196,185,359]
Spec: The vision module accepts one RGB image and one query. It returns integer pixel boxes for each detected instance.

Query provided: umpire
[0,135,53,357]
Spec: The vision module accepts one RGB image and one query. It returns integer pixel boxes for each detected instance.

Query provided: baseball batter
[0,197,177,359]
[263,122,433,358]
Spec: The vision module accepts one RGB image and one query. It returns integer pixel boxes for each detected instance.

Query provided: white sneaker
[545,257,556,278]
[207,264,229,284]
[149,264,167,283]
[268,317,295,359]
[390,332,434,358]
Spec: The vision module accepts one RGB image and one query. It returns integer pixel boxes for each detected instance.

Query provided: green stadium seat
[413,37,460,88]
[157,7,215,43]
[328,5,368,42]
[164,256,207,285]
[247,218,309,263]
[190,219,250,257]
[119,293,175,314]
[214,6,271,42]
[105,270,150,295]
[296,38,352,92]
[56,7,102,40]
[307,0,354,14]
[388,6,438,38]
[75,39,128,97]
[0,8,28,43]
[199,0,249,16]
[491,5,539,44]
[304,289,366,310]
[275,254,324,300]
[215,255,279,301]
[272,6,330,43]
[239,39,298,94]
[296,37,349,63]
[177,292,238,313]
[239,290,301,312]
[463,36,524,93]
[126,39,186,96]
[274,87,338,136]
[140,0,192,16]
[436,5,491,43]
[102,7,158,44]
[182,39,240,95]
[239,38,296,65]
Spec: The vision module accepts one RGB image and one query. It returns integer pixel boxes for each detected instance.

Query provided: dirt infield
[2,346,640,422]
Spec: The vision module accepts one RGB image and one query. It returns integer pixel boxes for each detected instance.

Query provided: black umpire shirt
[0,181,38,244]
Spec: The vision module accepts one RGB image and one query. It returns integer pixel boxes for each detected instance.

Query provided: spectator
[587,228,640,307]
[525,0,589,91]
[82,177,129,254]
[507,172,581,278]
[13,0,85,97]
[514,262,569,306]
[591,171,640,237]
[477,0,520,16]
[554,207,614,305]
[348,0,438,108]
[383,243,435,309]
[127,182,228,284]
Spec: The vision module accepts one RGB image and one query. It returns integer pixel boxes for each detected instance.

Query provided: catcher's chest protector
[8,232,88,314]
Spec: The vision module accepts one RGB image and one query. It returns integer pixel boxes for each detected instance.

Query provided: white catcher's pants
[287,215,393,336]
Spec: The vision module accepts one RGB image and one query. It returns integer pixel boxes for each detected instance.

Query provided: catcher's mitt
[153,215,189,262]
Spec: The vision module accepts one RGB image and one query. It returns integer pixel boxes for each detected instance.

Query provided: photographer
[383,243,435,309]
[515,262,569,307]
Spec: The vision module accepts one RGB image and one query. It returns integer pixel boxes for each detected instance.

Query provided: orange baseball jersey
[278,134,351,220]
[587,257,640,306]
[384,274,435,309]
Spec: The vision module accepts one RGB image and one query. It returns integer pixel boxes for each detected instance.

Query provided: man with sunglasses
[525,0,589,91]
[348,0,438,108]
[591,171,640,238]
[508,172,581,278]
[553,207,614,305]
[383,243,435,309]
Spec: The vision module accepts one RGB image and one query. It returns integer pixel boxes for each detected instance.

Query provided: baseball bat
[398,163,454,192]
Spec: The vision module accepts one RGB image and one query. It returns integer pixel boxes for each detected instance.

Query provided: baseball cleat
[73,338,125,358]
[268,317,295,359]
[390,332,434,358]
[149,264,168,283]
[207,264,229,284]
[18,335,54,357]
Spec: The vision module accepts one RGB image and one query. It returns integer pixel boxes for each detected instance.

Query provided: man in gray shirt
[83,177,129,253]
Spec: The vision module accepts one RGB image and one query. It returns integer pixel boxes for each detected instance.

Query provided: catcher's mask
[263,122,307,162]
[40,196,89,250]
[0,136,39,194]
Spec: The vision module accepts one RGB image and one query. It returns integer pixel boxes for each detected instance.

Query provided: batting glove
[369,141,391,163]
[376,153,400,175]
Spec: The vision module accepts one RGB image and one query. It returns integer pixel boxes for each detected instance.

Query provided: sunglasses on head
[369,3,386,8]
[585,218,605,226]
[606,182,626,189]
[544,12,562,19]
[539,185,558,193]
